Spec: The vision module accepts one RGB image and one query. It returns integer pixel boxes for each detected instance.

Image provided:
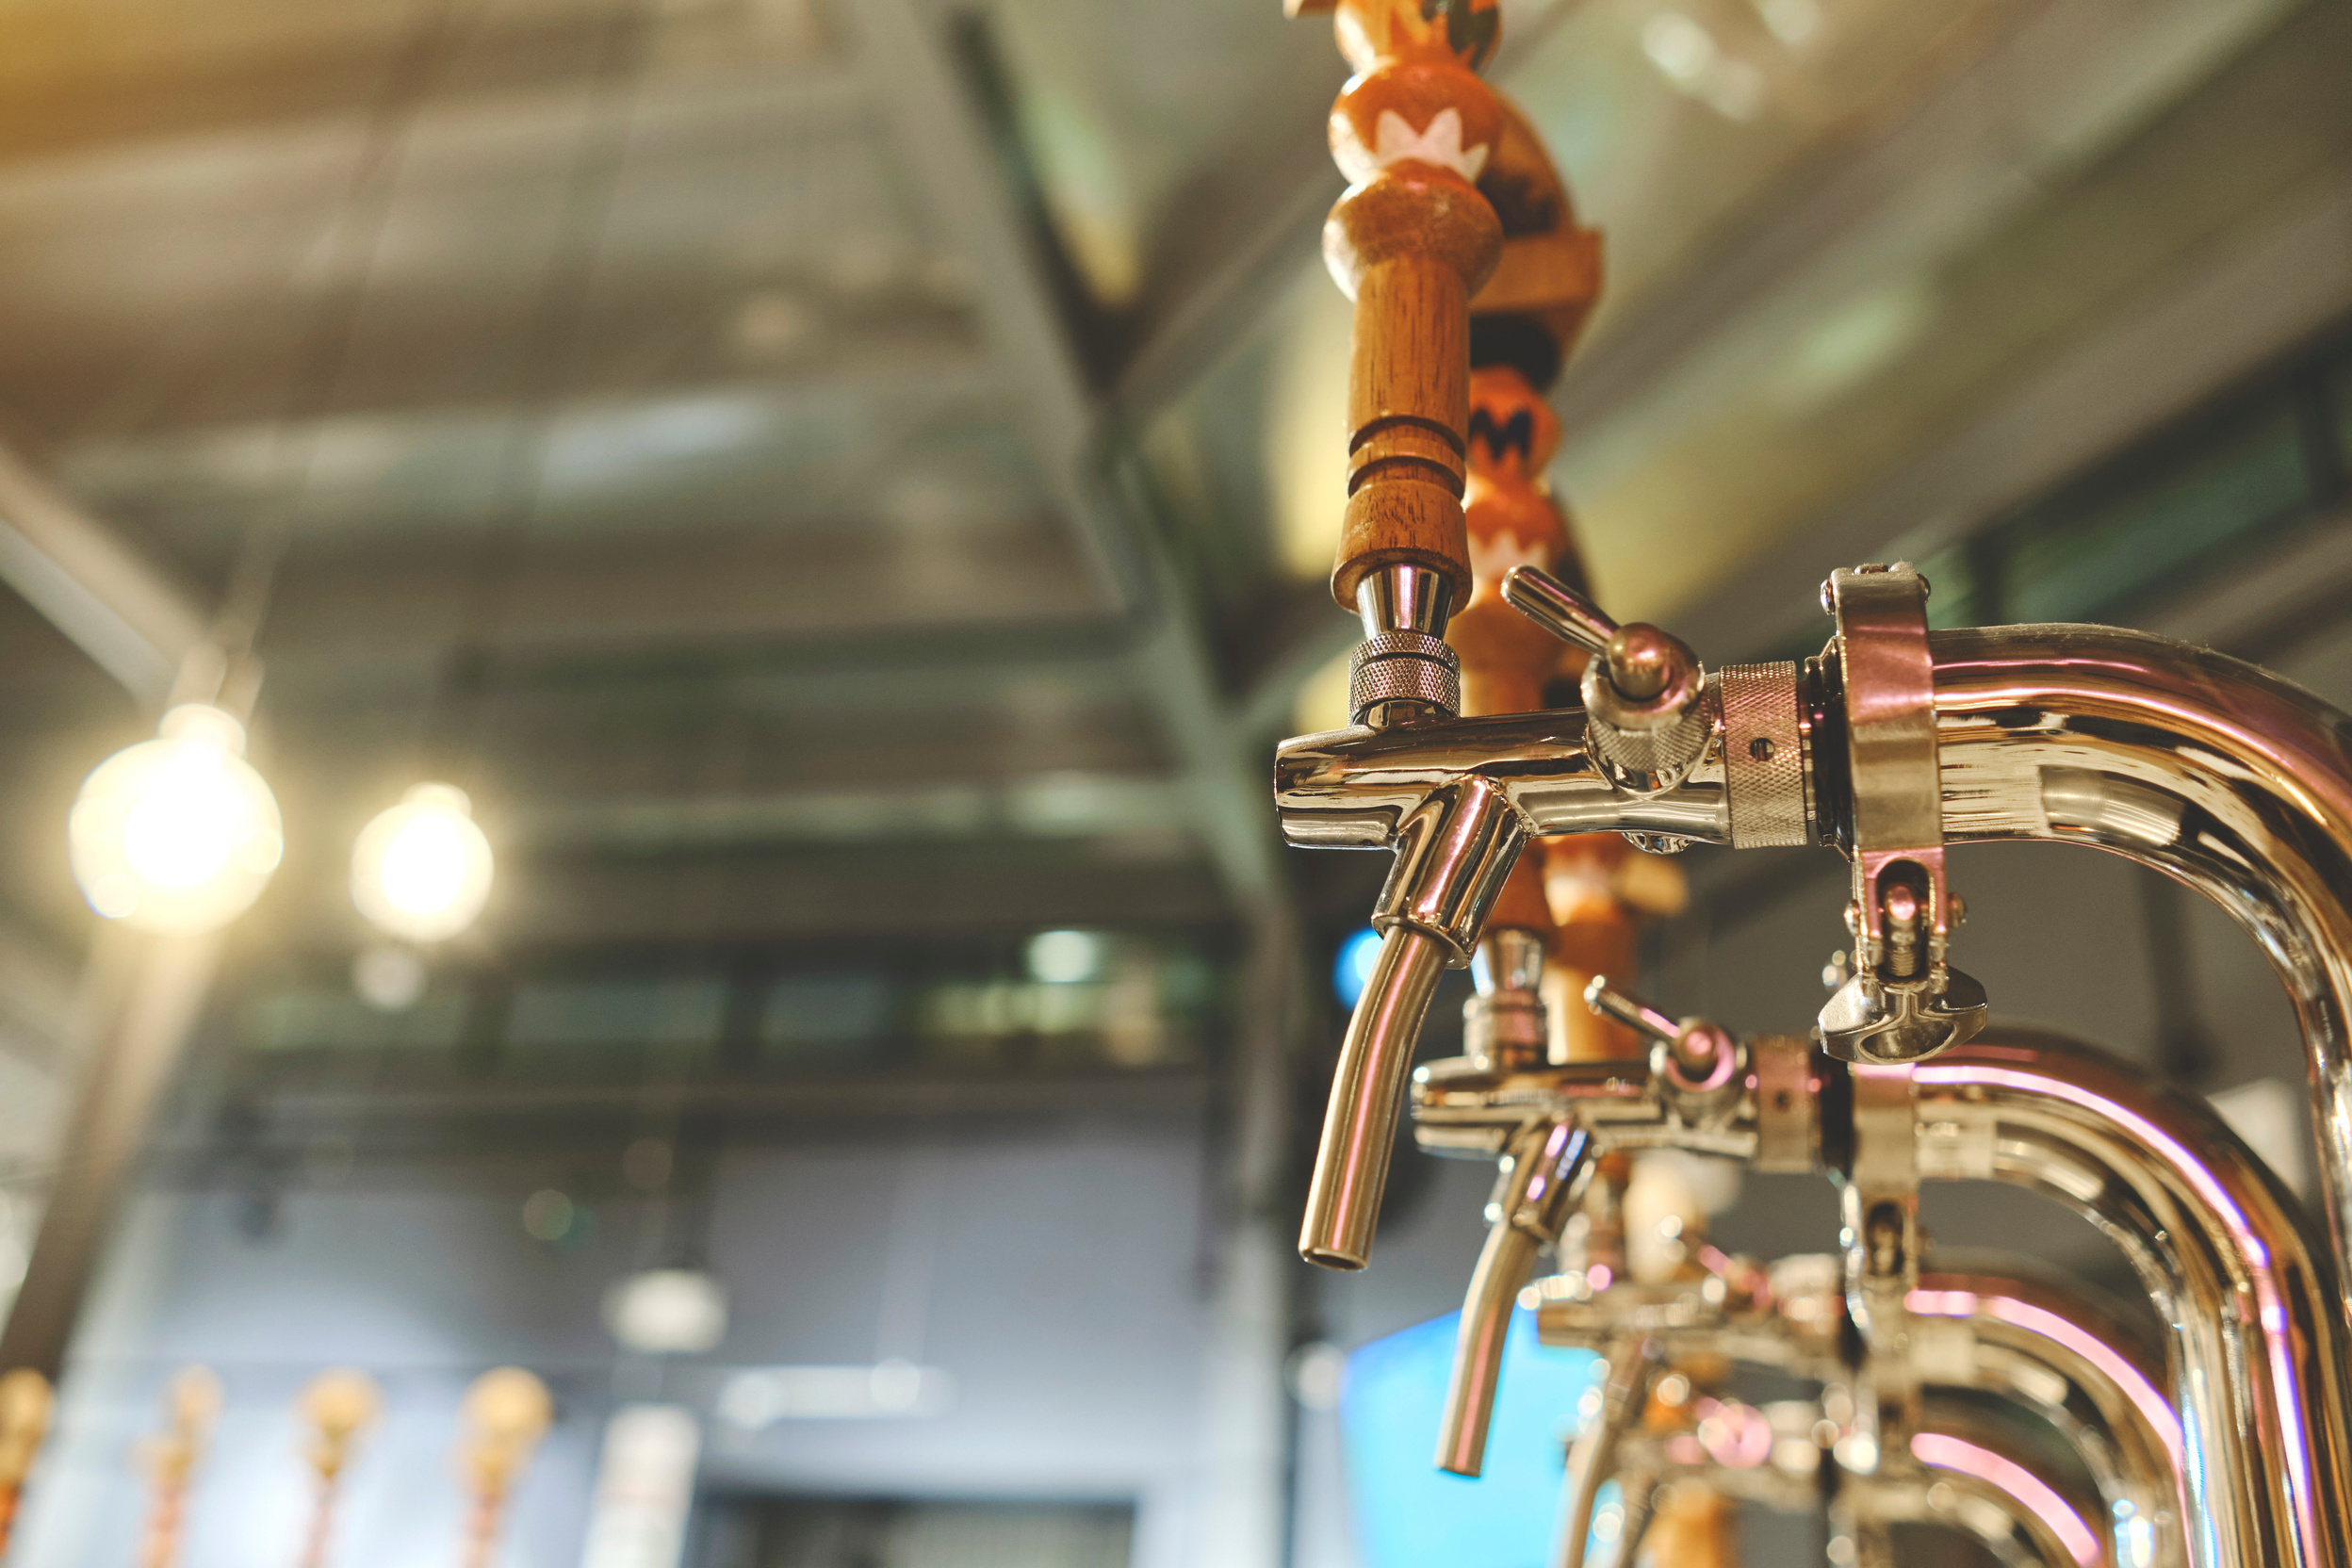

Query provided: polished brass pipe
[1917,1027,2352,1568]
[1926,625,2352,1306]
[1912,1270,2187,1568]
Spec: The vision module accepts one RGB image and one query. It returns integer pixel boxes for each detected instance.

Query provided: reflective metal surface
[1911,1271,2188,1568]
[1274,708,1731,851]
[1499,564,1616,656]
[1929,625,2352,1314]
[1916,1027,2352,1568]
[1533,1251,2176,1568]
[1356,563,1457,641]
[1298,926,1449,1269]
[1436,1119,1591,1477]
[1589,1396,2105,1568]
[1551,1338,1651,1568]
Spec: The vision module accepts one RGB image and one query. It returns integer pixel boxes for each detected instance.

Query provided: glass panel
[760,972,894,1058]
[242,986,467,1053]
[505,976,726,1052]
[2001,399,2310,624]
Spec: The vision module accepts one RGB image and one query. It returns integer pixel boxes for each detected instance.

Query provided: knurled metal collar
[1719,661,1810,847]
[1349,630,1461,722]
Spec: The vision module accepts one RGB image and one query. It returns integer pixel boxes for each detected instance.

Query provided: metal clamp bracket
[1817,564,1987,1065]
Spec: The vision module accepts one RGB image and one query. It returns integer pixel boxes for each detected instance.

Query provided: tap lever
[1501,564,1617,657]
[1586,977,1741,1109]
[1583,976,1679,1046]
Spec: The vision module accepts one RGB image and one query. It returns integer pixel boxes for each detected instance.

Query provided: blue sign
[1339,1308,1606,1568]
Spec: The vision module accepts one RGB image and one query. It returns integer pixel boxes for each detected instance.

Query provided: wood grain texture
[1304,4,1505,612]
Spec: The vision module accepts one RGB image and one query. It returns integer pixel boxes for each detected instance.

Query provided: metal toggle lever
[1583,977,1740,1109]
[1501,567,1713,802]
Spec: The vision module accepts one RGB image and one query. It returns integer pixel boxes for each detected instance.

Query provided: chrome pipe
[1913,1270,2188,1568]
[1603,1400,2104,1568]
[1915,1028,2352,1568]
[1437,1217,1542,1478]
[1301,776,1527,1269]
[1904,1403,2113,1568]
[1926,626,2352,1311]
[1275,709,1729,850]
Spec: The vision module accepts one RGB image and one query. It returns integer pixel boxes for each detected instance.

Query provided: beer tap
[1281,0,1511,1274]
[1412,976,2332,1562]
[133,1367,220,1568]
[1269,5,2352,1554]
[455,1368,550,1568]
[294,1370,381,1568]
[1531,1241,2184,1568]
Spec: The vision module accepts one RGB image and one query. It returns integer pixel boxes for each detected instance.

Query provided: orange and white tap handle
[1293,0,1507,630]
[0,1370,53,1558]
[294,1369,381,1568]
[455,1368,551,1568]
[134,1367,221,1568]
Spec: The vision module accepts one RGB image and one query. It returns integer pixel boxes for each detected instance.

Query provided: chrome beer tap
[1409,975,2335,1564]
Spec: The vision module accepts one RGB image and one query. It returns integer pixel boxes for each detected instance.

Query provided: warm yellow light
[351,782,493,943]
[69,704,283,933]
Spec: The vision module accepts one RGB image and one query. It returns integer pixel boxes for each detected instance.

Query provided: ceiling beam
[846,0,1282,921]
[0,440,206,702]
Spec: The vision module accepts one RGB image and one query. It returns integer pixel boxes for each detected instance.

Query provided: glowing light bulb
[69,704,283,933]
[351,783,493,943]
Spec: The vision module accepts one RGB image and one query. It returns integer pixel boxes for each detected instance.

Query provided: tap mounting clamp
[1816,564,1987,1065]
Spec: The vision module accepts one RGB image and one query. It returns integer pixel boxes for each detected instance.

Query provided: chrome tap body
[1420,1022,2336,1566]
[1283,615,2352,1303]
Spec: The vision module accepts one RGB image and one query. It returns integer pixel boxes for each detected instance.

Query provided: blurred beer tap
[455,1368,551,1568]
[294,1370,381,1568]
[134,1367,220,1568]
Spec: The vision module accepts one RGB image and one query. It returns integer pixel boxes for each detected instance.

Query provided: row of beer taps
[1277,3,2352,1564]
[0,1364,550,1568]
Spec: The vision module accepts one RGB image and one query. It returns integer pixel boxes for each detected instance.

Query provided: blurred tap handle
[293,1368,382,1568]
[456,1367,550,1568]
[459,1366,551,1494]
[1582,976,1682,1046]
[1470,95,1604,361]
[0,1369,53,1556]
[1450,368,1568,942]
[135,1367,221,1568]
[1287,0,1508,620]
[1586,977,1737,1092]
[299,1369,382,1483]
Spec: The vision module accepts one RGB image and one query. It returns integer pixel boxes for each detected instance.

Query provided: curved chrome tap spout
[1916,1027,2352,1568]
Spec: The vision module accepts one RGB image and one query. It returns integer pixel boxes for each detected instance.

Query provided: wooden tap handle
[456,1367,550,1568]
[1303,0,1506,612]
